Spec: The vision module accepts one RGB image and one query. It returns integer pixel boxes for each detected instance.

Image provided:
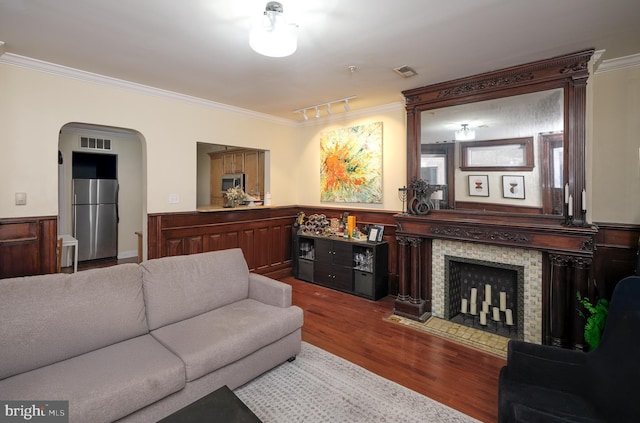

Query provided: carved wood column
[396,236,410,301]
[409,237,422,303]
[549,254,571,348]
[571,256,591,350]
[394,236,429,321]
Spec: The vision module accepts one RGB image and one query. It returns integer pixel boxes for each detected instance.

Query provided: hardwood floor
[61,256,137,273]
[282,277,505,423]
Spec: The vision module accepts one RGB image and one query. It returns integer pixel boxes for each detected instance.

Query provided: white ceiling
[1,0,639,121]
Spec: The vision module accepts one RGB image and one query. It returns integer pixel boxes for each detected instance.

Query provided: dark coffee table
[159,385,262,422]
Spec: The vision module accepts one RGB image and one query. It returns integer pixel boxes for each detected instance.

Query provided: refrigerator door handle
[116,204,120,224]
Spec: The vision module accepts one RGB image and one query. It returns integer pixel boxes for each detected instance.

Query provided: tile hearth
[385,314,508,358]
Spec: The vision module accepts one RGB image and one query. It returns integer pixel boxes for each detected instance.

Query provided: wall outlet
[15,192,27,205]
[169,193,179,204]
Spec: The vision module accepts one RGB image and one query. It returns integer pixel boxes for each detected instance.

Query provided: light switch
[169,193,179,204]
[15,192,27,205]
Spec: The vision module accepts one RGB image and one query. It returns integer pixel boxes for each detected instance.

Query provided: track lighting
[293,96,356,121]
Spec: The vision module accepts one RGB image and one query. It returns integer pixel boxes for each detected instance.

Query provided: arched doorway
[58,122,146,266]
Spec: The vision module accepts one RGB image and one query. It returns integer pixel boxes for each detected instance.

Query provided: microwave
[221,173,245,192]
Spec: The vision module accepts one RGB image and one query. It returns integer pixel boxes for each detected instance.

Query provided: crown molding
[595,52,640,74]
[0,53,297,127]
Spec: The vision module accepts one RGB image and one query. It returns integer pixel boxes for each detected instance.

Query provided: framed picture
[367,227,379,242]
[374,225,385,242]
[460,137,534,171]
[502,175,525,199]
[468,175,489,197]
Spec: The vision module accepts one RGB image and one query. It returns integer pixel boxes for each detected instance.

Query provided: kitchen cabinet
[223,152,244,174]
[294,233,388,300]
[209,149,264,206]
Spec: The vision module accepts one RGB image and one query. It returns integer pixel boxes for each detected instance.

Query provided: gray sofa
[0,248,304,422]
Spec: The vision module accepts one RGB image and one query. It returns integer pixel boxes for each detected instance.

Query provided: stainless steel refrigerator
[73,179,118,261]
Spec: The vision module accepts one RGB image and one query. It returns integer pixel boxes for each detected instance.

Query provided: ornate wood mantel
[394,211,598,349]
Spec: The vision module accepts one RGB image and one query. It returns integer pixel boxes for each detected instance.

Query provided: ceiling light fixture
[249,2,297,58]
[293,96,356,121]
[455,124,476,141]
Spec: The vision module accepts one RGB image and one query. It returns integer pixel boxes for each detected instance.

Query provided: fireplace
[432,239,542,344]
[444,256,524,340]
[394,211,597,348]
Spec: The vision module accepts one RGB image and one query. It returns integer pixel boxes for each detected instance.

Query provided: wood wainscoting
[593,222,640,299]
[148,207,299,280]
[0,216,58,278]
[147,206,401,292]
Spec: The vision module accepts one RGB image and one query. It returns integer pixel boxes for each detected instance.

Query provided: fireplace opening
[444,256,524,340]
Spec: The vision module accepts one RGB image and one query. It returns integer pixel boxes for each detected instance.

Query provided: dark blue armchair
[498,276,640,422]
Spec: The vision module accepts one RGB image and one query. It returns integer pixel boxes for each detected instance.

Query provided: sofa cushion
[141,249,250,330]
[0,264,147,380]
[151,299,304,382]
[0,335,185,423]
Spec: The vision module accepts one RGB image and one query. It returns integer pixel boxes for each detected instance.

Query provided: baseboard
[118,250,137,260]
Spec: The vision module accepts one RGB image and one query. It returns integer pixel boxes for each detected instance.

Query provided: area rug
[234,342,479,423]
[384,314,508,359]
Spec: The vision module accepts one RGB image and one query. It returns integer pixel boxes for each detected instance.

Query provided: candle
[568,195,573,217]
[581,189,587,212]
[470,302,477,315]
[461,298,468,314]
[564,183,569,204]
[500,292,507,311]
[480,312,487,326]
[492,307,500,321]
[482,301,489,314]
[485,284,491,303]
[506,309,514,326]
[470,288,477,304]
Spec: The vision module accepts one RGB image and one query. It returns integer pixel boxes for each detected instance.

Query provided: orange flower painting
[320,122,383,203]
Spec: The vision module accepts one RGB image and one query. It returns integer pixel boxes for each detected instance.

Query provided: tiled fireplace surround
[432,240,542,344]
[393,212,598,349]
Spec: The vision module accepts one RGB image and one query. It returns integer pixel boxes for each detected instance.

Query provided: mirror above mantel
[403,49,594,221]
[421,88,564,214]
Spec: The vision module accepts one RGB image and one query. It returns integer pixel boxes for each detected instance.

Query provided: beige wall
[293,105,407,213]
[591,64,640,224]
[2,57,639,241]
[0,63,297,221]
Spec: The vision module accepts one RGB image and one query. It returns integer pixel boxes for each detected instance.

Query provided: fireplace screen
[444,256,524,339]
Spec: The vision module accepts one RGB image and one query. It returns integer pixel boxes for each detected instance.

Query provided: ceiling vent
[393,65,418,78]
[80,136,112,151]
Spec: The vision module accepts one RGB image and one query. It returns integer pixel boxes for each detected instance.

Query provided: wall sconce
[293,96,356,120]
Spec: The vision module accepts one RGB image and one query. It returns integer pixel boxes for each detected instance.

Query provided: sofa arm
[505,340,588,393]
[248,273,292,308]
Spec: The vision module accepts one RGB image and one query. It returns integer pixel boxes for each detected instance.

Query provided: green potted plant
[576,292,609,351]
